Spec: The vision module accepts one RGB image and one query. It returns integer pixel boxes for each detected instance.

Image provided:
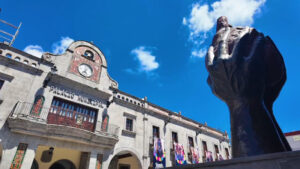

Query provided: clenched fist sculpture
[206,16,291,158]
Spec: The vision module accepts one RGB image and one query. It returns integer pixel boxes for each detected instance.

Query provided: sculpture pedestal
[166,151,300,169]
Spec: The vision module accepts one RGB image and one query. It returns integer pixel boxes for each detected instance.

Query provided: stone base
[166,151,300,169]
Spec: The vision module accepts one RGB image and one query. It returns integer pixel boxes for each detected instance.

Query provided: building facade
[285,131,300,151]
[0,41,231,169]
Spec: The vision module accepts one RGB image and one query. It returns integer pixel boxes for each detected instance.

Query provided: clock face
[78,64,93,77]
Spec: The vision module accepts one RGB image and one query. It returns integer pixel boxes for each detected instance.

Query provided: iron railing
[98,121,120,138]
[10,102,49,122]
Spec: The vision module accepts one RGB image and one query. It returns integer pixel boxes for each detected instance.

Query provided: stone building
[285,131,300,151]
[0,41,231,169]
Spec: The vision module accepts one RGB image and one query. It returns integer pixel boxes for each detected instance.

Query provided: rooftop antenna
[0,9,22,46]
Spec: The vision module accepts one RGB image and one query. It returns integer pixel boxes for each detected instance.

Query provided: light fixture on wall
[49,147,54,155]
[41,146,54,162]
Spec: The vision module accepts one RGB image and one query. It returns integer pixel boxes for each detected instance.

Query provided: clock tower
[69,46,102,83]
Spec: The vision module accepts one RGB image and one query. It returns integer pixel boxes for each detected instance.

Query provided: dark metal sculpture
[205,16,291,158]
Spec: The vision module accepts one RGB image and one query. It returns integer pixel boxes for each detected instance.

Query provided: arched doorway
[49,159,76,169]
[30,159,39,169]
[108,151,142,169]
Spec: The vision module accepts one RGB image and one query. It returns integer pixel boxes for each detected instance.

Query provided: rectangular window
[172,132,178,143]
[0,79,4,90]
[188,137,194,147]
[152,126,160,138]
[126,118,133,131]
[214,144,219,160]
[202,141,208,157]
[225,148,229,159]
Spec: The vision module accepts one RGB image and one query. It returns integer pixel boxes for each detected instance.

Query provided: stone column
[142,108,149,169]
[88,151,97,169]
[0,138,38,169]
[108,156,118,169]
[20,143,37,169]
[1,145,17,169]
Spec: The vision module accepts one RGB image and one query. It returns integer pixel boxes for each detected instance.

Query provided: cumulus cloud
[184,0,266,39]
[24,45,44,58]
[191,48,207,58]
[52,37,74,54]
[183,0,266,58]
[131,46,159,72]
[24,36,74,58]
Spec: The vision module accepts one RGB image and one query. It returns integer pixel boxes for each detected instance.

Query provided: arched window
[32,63,37,67]
[14,57,21,61]
[23,60,29,64]
[6,53,12,58]
[83,50,94,60]
[30,95,45,117]
[101,111,109,132]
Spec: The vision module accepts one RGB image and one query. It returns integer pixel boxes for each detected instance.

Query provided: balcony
[7,102,120,148]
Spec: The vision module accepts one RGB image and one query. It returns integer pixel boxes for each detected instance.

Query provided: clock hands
[78,64,93,77]
[82,68,88,75]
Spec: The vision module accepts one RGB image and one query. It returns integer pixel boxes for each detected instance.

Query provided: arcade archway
[50,159,76,169]
[108,151,142,169]
[30,159,39,169]
[32,145,85,169]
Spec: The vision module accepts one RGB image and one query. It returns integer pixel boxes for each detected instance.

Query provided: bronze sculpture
[205,16,291,158]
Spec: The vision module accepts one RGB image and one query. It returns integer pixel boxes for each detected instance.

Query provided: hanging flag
[217,153,224,161]
[153,137,166,168]
[205,151,213,162]
[190,147,200,164]
[174,143,187,165]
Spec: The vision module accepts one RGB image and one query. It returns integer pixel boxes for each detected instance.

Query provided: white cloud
[24,45,44,58]
[131,46,159,72]
[23,37,74,58]
[191,48,207,58]
[185,4,214,36]
[184,0,266,39]
[52,37,74,54]
[183,0,266,59]
[124,68,137,75]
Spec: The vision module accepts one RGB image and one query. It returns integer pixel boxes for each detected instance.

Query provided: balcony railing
[9,102,119,137]
[48,105,96,132]
[10,102,49,122]
[98,121,120,138]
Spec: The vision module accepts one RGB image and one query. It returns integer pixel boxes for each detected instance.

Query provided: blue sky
[1,0,299,135]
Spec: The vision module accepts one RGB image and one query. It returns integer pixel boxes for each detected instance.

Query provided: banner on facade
[10,143,28,169]
[190,147,200,164]
[174,143,187,165]
[217,153,224,161]
[205,151,213,162]
[153,137,166,168]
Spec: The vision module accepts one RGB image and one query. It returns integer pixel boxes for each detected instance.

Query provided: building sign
[10,143,28,169]
[49,86,104,108]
